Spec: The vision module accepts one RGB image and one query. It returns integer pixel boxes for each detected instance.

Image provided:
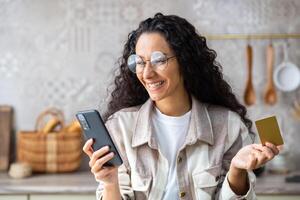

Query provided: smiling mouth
[147,81,165,90]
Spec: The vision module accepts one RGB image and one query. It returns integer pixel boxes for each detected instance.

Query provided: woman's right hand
[83,139,119,185]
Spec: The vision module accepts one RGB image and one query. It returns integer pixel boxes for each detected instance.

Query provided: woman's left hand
[231,142,282,170]
[227,142,282,195]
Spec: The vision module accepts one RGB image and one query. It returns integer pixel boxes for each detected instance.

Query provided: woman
[83,13,281,200]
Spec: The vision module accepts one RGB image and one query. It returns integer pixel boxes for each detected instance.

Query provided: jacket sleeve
[96,115,135,200]
[215,111,257,200]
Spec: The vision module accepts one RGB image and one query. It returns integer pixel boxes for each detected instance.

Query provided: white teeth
[148,81,164,89]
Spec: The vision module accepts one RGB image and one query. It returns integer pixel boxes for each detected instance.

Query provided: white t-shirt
[152,107,191,200]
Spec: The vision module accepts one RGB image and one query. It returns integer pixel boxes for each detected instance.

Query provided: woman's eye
[152,58,166,65]
[136,61,145,65]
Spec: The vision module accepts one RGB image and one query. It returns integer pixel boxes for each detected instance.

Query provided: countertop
[255,171,300,195]
[0,171,97,195]
[0,171,300,195]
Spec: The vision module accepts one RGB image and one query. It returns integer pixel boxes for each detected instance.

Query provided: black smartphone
[76,109,123,166]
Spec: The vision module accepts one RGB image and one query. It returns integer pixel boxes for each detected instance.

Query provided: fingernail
[266,142,272,146]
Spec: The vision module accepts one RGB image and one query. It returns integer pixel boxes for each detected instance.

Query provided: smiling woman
[82,13,282,200]
[134,33,189,115]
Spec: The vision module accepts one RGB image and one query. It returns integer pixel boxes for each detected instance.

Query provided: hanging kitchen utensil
[264,43,277,105]
[274,43,300,92]
[292,99,300,120]
[244,43,256,106]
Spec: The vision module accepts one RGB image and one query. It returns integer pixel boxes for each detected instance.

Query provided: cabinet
[30,194,95,200]
[0,194,95,200]
[258,196,300,200]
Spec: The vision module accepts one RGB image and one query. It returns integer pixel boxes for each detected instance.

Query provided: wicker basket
[17,108,83,173]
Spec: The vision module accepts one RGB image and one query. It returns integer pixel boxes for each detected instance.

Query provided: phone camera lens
[78,114,85,121]
[77,114,90,130]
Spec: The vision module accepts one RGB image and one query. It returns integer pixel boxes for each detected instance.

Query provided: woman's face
[135,32,186,102]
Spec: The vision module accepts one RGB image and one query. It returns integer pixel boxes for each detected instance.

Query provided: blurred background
[0,0,300,199]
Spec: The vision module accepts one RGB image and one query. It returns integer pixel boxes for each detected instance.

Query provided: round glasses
[127,51,175,73]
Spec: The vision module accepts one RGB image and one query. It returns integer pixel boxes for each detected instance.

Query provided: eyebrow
[137,54,146,60]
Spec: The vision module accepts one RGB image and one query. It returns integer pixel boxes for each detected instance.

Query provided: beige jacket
[96,97,257,200]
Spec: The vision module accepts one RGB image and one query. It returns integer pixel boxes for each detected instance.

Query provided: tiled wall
[1,0,300,170]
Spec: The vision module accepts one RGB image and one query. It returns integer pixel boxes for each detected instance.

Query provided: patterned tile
[0,52,20,78]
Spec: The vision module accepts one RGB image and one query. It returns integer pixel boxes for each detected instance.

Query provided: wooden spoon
[244,44,256,106]
[292,100,300,120]
[264,44,277,105]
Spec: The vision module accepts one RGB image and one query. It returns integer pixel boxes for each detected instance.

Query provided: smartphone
[76,109,123,166]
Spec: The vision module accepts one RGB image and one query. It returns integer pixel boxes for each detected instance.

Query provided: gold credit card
[255,116,284,146]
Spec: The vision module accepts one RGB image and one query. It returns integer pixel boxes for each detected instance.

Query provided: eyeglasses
[127,51,175,73]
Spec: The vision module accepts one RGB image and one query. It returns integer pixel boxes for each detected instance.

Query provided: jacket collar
[131,96,214,148]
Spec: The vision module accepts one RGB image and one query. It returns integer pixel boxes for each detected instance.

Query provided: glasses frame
[127,51,176,74]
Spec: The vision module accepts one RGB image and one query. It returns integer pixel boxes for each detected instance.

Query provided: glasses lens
[151,51,167,67]
[127,54,137,73]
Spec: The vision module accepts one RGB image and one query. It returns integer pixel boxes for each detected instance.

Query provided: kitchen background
[0,0,300,173]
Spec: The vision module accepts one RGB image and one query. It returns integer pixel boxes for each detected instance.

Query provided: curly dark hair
[103,13,252,132]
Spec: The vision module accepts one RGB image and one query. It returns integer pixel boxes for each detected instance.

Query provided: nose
[142,61,155,79]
